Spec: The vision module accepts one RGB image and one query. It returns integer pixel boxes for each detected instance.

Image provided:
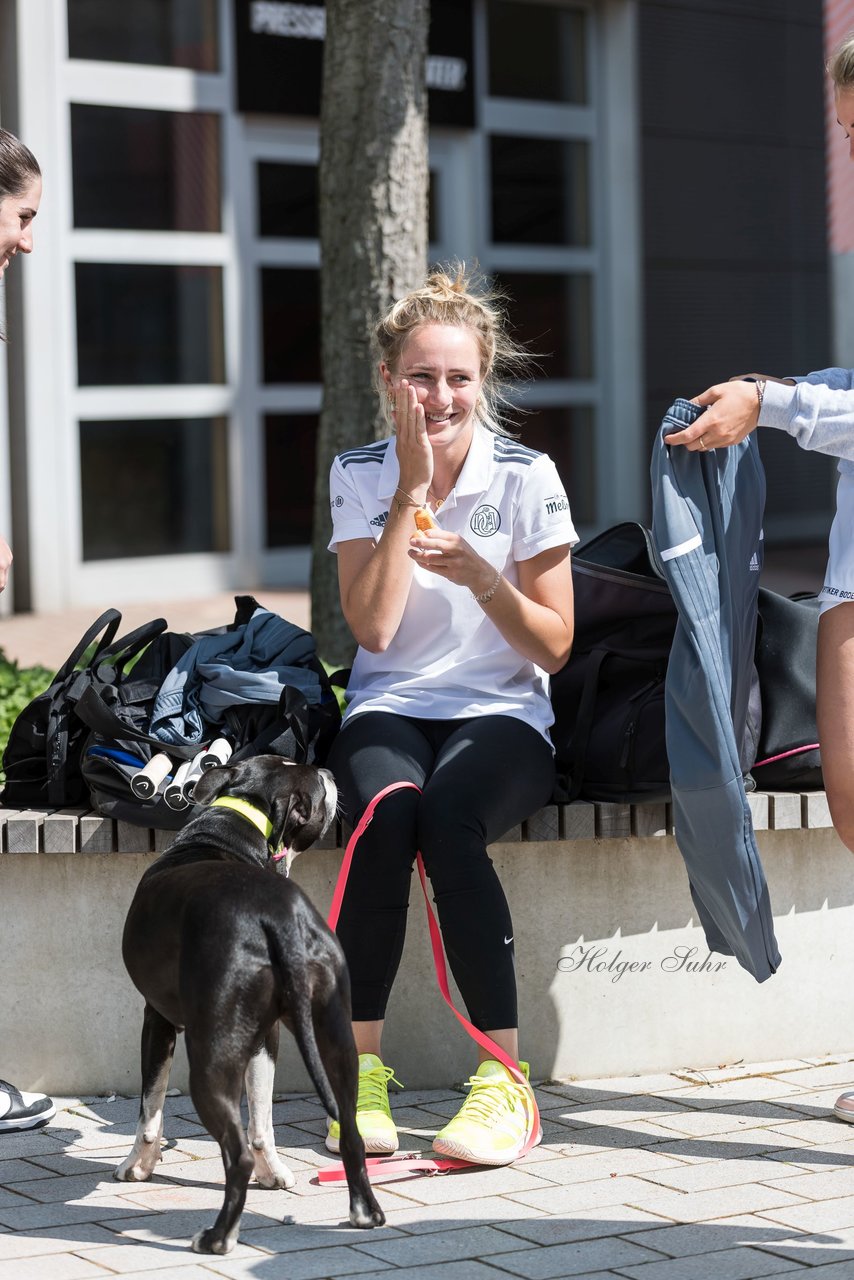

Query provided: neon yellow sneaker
[432,1059,540,1166]
[325,1053,401,1154]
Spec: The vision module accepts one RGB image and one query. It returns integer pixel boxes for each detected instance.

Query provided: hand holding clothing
[664,380,760,451]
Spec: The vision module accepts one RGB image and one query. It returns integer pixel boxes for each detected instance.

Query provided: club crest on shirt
[470,505,501,537]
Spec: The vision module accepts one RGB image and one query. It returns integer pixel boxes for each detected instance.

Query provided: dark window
[490,136,590,246]
[79,417,230,559]
[488,1,587,103]
[519,405,595,525]
[255,164,438,246]
[71,104,221,232]
[67,0,218,70]
[500,272,593,379]
[265,414,317,546]
[257,162,318,239]
[639,0,832,537]
[75,264,225,386]
[261,268,321,383]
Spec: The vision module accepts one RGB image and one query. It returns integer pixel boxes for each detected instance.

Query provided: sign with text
[234,0,475,125]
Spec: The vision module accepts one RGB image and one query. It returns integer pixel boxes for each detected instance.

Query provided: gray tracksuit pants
[651,399,781,983]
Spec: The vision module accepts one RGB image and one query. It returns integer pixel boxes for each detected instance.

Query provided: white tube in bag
[130,753,172,800]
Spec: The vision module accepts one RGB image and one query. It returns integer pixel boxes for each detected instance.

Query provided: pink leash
[317,780,541,1183]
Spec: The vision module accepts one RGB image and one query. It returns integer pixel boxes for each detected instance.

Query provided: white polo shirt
[328,423,578,743]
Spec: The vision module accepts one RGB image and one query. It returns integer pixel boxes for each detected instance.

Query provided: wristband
[471,568,502,605]
[755,379,766,416]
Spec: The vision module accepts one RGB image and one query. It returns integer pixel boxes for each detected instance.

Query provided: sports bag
[0,609,170,808]
[76,598,341,829]
[751,588,823,790]
[550,523,677,803]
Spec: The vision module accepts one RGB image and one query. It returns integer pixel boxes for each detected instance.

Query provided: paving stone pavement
[5,1057,854,1278]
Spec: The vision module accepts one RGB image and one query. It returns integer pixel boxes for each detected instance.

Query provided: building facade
[0,0,834,613]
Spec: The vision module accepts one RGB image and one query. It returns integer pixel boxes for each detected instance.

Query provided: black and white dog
[116,755,384,1255]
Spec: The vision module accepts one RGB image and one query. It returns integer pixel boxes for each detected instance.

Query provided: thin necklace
[428,486,446,509]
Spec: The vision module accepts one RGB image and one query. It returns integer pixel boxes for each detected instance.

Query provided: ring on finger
[699,435,708,451]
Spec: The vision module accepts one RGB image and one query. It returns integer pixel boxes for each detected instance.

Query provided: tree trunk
[311,0,430,668]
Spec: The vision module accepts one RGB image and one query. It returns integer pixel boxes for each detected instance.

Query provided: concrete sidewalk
[4,1056,854,1278]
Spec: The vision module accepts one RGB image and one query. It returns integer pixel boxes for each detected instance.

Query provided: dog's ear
[192,764,238,806]
[270,789,310,851]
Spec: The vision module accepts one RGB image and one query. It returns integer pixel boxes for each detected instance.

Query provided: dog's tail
[291,990,340,1121]
[264,923,340,1121]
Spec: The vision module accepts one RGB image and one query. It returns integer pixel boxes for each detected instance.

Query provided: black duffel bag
[550,522,678,804]
[550,523,821,803]
[751,588,823,790]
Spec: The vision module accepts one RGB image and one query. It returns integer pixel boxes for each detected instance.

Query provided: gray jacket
[651,399,781,983]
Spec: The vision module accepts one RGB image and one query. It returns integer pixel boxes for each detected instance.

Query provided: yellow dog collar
[211,795,273,842]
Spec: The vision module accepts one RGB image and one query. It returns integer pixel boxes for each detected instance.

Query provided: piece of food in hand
[414,506,438,532]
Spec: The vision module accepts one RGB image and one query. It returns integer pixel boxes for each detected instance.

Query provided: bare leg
[245,1025,295,1190]
[817,602,854,851]
[115,1004,176,1182]
[479,1028,519,1065]
[352,1020,384,1057]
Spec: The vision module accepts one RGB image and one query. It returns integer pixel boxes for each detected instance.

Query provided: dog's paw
[349,1201,386,1229]
[114,1159,152,1183]
[191,1227,235,1255]
[251,1143,296,1190]
[255,1165,296,1191]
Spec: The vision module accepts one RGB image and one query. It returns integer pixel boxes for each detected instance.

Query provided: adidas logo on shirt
[748,552,761,572]
[370,512,388,528]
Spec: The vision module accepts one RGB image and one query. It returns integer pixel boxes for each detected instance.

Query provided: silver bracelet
[471,568,502,605]
[755,379,766,416]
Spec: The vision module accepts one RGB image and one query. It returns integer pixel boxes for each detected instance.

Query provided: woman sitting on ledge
[325,264,576,1166]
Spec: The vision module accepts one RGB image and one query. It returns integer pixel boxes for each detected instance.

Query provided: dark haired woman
[0,127,52,1135]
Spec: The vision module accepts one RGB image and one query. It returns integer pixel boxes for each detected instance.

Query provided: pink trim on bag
[753,744,820,768]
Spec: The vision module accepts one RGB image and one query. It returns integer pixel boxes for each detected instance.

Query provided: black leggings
[326,712,555,1030]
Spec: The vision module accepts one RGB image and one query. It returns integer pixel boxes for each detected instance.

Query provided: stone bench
[2,793,852,1096]
[0,790,835,853]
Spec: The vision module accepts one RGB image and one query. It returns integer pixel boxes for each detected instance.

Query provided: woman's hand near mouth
[391,378,432,500]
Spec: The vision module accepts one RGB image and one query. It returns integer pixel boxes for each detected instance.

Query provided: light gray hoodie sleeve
[760,368,854,461]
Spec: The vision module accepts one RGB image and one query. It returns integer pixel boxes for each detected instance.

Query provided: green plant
[0,649,53,781]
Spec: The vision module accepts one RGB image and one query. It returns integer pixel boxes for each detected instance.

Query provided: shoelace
[357,1064,402,1114]
[455,1074,531,1128]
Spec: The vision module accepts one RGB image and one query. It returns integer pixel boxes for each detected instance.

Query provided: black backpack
[751,589,823,790]
[74,597,341,829]
[1,609,173,808]
[550,523,677,804]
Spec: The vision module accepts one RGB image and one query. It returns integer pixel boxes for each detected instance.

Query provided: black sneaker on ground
[0,1079,56,1132]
